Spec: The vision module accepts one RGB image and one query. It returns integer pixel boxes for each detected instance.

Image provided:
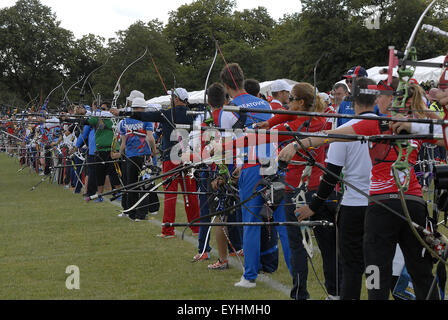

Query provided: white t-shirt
[325,113,375,206]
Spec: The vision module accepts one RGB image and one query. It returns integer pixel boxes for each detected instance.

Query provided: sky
[1,0,303,40]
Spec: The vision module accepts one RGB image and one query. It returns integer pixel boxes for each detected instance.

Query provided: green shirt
[88,117,114,152]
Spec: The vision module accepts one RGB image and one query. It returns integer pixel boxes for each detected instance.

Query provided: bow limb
[203,43,218,118]
[62,75,85,108]
[403,0,438,62]
[111,48,148,109]
[42,80,64,112]
[391,0,438,192]
[79,55,110,103]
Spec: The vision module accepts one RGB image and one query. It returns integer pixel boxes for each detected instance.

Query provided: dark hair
[100,99,112,110]
[220,63,244,90]
[355,77,378,107]
[244,79,260,96]
[207,83,226,108]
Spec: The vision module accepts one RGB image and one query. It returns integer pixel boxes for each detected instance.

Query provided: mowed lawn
[0,153,303,300]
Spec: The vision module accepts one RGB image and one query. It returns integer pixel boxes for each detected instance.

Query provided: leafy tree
[92,20,177,107]
[164,0,236,66]
[0,0,74,109]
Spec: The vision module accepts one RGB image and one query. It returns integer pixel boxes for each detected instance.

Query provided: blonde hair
[291,82,326,113]
[407,84,429,119]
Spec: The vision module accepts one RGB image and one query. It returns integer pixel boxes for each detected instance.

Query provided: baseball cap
[126,90,145,102]
[367,80,394,94]
[319,92,330,103]
[168,88,189,101]
[344,66,368,78]
[271,80,293,93]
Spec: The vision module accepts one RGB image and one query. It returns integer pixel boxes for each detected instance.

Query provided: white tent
[335,55,445,87]
[367,55,445,83]
[146,79,299,106]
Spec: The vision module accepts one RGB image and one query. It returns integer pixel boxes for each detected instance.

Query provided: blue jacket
[76,125,96,155]
[337,100,354,127]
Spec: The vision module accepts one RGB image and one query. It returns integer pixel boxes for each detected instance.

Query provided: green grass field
[20,151,448,300]
[2,153,328,300]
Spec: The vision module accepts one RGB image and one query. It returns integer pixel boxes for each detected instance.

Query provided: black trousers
[364,198,439,300]
[306,190,342,297]
[284,191,309,300]
[95,151,120,187]
[337,205,367,300]
[86,155,97,197]
[122,156,159,219]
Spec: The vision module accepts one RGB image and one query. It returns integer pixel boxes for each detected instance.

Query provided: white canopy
[366,55,445,83]
[335,55,445,88]
[146,79,299,106]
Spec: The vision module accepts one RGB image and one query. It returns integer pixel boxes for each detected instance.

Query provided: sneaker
[192,252,210,262]
[156,233,176,239]
[229,249,244,257]
[325,295,340,300]
[117,213,128,218]
[208,259,229,270]
[64,184,70,189]
[234,275,256,288]
[93,196,104,203]
[150,211,158,216]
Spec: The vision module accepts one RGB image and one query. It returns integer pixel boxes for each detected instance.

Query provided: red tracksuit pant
[161,161,200,235]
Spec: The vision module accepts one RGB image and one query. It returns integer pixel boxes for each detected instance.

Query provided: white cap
[271,80,292,93]
[126,90,145,102]
[131,97,147,108]
[319,92,330,103]
[168,88,189,101]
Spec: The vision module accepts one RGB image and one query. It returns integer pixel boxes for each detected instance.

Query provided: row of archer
[2,55,448,300]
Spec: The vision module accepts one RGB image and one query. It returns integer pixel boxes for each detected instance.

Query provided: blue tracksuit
[76,125,95,155]
[218,93,292,280]
[76,125,97,196]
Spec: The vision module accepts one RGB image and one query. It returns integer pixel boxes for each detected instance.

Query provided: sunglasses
[345,78,352,84]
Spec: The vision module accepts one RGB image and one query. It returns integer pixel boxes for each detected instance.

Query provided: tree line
[1,0,448,112]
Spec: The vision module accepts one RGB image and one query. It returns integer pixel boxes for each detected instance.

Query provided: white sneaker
[150,211,158,215]
[234,275,256,288]
[325,295,340,300]
[117,213,128,218]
